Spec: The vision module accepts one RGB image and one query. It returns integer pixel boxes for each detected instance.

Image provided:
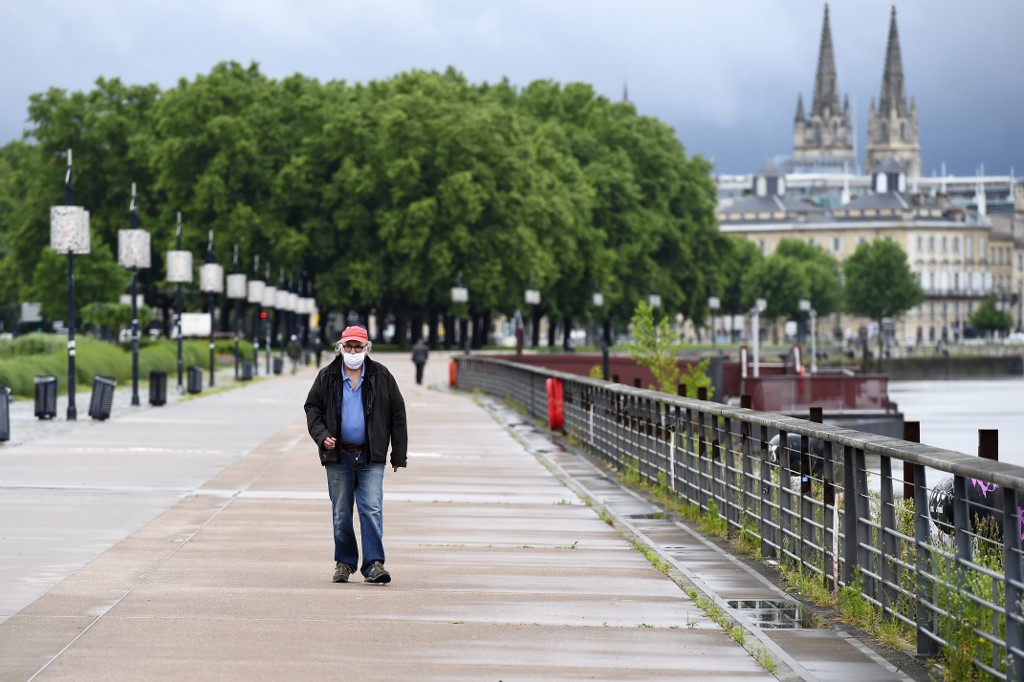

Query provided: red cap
[340,326,368,344]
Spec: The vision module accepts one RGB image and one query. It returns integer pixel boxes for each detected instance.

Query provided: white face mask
[343,351,366,369]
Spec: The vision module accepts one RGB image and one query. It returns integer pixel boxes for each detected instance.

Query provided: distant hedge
[0,333,254,398]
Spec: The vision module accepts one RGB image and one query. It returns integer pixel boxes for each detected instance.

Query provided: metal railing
[455,355,1024,680]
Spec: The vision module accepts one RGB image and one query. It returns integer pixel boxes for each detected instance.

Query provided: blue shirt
[340,366,366,446]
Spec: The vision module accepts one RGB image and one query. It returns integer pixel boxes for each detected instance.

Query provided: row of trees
[0,61,936,349]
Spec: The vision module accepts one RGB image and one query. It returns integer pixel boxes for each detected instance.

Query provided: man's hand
[324,436,336,450]
[392,466,400,473]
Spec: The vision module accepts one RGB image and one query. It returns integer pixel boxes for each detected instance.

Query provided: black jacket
[304,355,408,467]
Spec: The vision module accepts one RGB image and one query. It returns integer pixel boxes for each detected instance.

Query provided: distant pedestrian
[303,326,408,585]
[286,335,302,374]
[411,338,429,385]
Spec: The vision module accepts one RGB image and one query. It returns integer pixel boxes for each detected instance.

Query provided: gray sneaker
[333,562,354,583]
[364,561,391,584]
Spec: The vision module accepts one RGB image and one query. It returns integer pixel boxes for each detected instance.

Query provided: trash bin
[187,366,203,394]
[149,371,167,406]
[273,356,283,375]
[241,360,254,381]
[34,375,57,419]
[0,386,11,441]
[88,375,117,421]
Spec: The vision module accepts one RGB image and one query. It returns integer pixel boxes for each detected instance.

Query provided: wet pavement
[0,352,930,680]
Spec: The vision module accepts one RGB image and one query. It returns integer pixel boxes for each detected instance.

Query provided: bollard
[34,376,58,419]
[149,371,167,406]
[241,360,254,381]
[0,386,10,441]
[88,375,117,420]
[273,356,283,375]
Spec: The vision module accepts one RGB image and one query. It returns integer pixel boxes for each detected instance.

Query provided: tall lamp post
[226,245,247,380]
[799,298,817,373]
[524,286,540,349]
[262,270,276,375]
[274,272,290,364]
[166,213,191,393]
[247,257,265,377]
[199,231,223,387]
[451,273,469,354]
[751,298,766,378]
[117,182,151,406]
[49,149,90,420]
[708,296,721,349]
[592,289,608,380]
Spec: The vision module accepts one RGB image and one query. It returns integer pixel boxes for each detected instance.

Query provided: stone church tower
[791,4,856,172]
[866,7,921,177]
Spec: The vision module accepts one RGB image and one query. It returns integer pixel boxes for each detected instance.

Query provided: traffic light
[260,311,268,319]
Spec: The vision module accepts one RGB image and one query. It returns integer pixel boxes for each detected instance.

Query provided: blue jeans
[325,454,386,576]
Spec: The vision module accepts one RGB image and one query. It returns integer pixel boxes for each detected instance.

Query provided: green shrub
[0,334,254,398]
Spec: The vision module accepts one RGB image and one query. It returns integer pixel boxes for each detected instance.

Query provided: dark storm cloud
[1,0,1020,176]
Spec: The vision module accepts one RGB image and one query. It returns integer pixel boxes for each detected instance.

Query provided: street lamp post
[117,183,151,406]
[274,272,290,364]
[247,256,265,377]
[592,289,608,380]
[451,273,469,354]
[799,298,817,373]
[226,246,247,380]
[166,213,191,393]
[199,231,223,387]
[524,286,540,349]
[708,296,721,348]
[751,298,766,378]
[261,270,276,375]
[49,149,91,420]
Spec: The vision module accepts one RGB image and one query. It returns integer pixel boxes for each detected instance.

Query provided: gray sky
[2,0,1020,176]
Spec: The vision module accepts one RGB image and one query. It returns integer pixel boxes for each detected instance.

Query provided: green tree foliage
[0,63,721,348]
[843,240,924,356]
[969,297,1013,336]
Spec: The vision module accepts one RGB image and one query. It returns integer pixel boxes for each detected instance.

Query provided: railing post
[1003,487,1024,679]
[759,423,775,560]
[842,444,859,586]
[878,454,899,617]
[804,407,822,571]
[778,429,794,565]
[913,462,940,656]
[740,395,755,523]
[903,421,920,500]
[853,447,874,601]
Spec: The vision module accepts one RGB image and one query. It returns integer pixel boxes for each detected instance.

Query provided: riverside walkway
[0,352,928,681]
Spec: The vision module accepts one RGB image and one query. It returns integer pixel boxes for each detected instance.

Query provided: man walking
[304,326,407,584]
[411,337,429,385]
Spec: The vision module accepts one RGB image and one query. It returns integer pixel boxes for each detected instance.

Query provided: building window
[917,236,923,252]
[857,236,868,246]
[981,238,987,258]
[942,236,947,253]
[967,238,973,258]
[758,240,768,256]
[832,237,842,253]
[929,236,935,252]
[807,238,817,247]
[953,236,960,253]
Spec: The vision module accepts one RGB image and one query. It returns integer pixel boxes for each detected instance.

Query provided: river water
[888,377,1024,469]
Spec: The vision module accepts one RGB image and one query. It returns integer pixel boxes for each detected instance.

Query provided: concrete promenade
[0,352,927,681]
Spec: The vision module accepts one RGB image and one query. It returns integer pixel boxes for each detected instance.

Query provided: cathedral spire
[790,4,855,171]
[811,4,840,119]
[866,5,920,177]
[878,6,907,117]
